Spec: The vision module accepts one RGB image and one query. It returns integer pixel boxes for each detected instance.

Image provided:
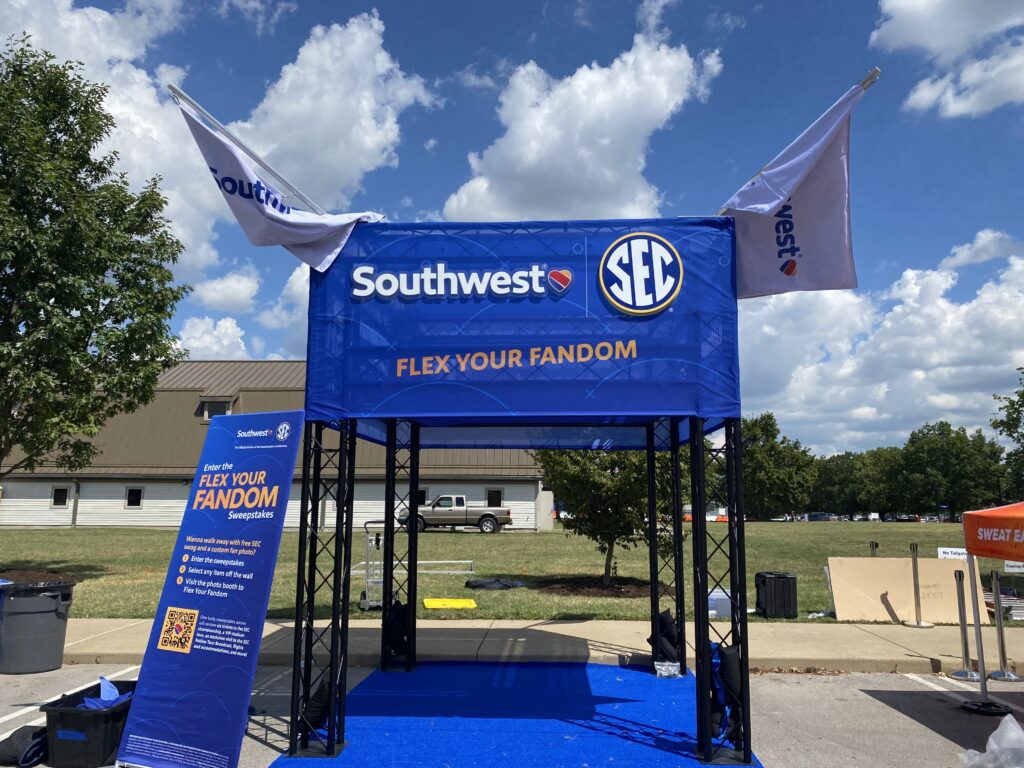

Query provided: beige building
[0,361,549,530]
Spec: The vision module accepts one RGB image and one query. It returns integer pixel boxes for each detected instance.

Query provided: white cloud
[257,265,308,357]
[941,229,1022,269]
[902,39,1024,117]
[743,231,1024,454]
[457,64,499,90]
[870,0,1024,117]
[231,12,435,211]
[177,317,250,359]
[637,0,678,44]
[443,35,721,221]
[870,0,1024,64]
[574,0,592,29]
[218,0,297,35]
[424,138,438,152]
[192,266,262,313]
[706,11,745,33]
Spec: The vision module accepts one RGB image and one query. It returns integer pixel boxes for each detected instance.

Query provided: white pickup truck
[400,494,512,533]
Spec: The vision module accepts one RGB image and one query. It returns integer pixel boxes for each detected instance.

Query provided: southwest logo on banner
[598,232,683,316]
[117,411,303,768]
[349,262,574,301]
[547,269,572,294]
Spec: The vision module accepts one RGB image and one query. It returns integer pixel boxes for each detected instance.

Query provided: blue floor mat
[272,661,762,767]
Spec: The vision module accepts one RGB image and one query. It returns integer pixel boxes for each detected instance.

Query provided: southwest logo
[598,232,683,316]
[547,269,572,294]
[775,200,801,277]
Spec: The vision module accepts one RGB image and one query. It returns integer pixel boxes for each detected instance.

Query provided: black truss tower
[379,419,420,671]
[688,417,752,764]
[645,417,687,670]
[288,421,356,756]
[290,416,750,764]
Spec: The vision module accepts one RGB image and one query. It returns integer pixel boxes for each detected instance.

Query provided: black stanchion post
[903,543,933,629]
[951,570,979,682]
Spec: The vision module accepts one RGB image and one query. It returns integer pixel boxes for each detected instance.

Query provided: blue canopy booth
[287,217,752,764]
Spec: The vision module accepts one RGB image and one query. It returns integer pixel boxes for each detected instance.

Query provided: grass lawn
[0,523,1007,621]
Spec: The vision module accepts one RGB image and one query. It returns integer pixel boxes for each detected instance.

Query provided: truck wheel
[478,516,498,534]
[416,515,426,533]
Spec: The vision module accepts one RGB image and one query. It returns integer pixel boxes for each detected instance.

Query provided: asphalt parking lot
[2,665,1019,767]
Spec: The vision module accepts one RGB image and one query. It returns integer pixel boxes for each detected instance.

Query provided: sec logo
[276,422,291,442]
[598,232,683,316]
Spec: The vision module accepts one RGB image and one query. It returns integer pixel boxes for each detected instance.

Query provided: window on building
[196,399,232,421]
[206,400,230,419]
[486,488,504,507]
[125,487,144,508]
[51,487,70,508]
[416,488,429,506]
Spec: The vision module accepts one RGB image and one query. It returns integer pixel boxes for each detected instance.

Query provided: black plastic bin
[755,571,797,619]
[40,680,136,768]
[0,578,75,674]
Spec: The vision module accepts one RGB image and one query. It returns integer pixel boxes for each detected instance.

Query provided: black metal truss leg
[688,417,713,761]
[690,416,752,764]
[288,420,354,757]
[380,419,420,671]
[646,418,687,671]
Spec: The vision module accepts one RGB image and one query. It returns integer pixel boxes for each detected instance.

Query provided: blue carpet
[272,661,762,767]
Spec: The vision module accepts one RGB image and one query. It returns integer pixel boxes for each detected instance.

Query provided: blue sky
[4,0,1023,454]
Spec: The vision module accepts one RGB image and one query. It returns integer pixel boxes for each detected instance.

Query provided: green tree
[993,368,1024,502]
[895,421,1003,517]
[854,447,902,518]
[741,412,817,519]
[810,452,859,518]
[531,449,648,585]
[0,39,188,482]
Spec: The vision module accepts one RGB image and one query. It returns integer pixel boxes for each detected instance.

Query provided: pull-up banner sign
[306,218,738,426]
[117,410,303,768]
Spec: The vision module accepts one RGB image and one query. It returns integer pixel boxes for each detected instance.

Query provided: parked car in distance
[399,494,512,533]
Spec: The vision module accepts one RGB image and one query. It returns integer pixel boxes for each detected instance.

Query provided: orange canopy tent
[958,502,1023,714]
[963,501,1024,560]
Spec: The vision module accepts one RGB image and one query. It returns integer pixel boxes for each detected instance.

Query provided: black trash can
[755,571,797,619]
[0,575,75,674]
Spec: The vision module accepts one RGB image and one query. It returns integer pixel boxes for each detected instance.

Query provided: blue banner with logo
[117,411,303,768]
[306,218,738,436]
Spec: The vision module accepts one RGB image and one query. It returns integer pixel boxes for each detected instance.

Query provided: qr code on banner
[157,607,199,654]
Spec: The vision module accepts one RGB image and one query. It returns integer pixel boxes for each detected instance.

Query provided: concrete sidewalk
[62,617,1023,674]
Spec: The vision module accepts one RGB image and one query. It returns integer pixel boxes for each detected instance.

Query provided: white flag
[179,103,383,272]
[724,85,864,299]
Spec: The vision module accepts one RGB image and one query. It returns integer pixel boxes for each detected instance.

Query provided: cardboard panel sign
[828,557,988,624]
